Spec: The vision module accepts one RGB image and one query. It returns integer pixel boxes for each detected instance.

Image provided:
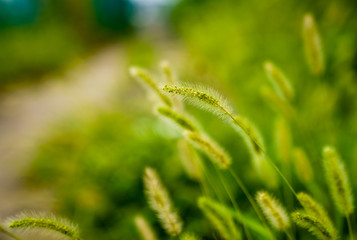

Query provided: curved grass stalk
[130,67,172,107]
[0,225,23,240]
[157,107,198,132]
[228,169,275,240]
[264,61,294,101]
[215,170,253,240]
[6,212,80,240]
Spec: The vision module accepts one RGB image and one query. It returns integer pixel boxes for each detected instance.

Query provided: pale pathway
[0,45,126,216]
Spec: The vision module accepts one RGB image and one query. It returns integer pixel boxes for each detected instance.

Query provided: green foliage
[198,197,242,240]
[22,0,357,239]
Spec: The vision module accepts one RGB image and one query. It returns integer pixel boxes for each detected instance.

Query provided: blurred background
[0,0,356,239]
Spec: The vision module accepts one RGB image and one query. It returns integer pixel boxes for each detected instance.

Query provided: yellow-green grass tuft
[256,191,290,230]
[323,146,354,215]
[144,167,183,236]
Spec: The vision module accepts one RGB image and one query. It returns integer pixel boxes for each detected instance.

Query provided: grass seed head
[263,61,294,100]
[303,13,324,75]
[256,191,290,230]
[6,211,80,240]
[144,167,183,236]
[184,131,231,169]
[323,146,354,215]
[292,211,335,240]
[134,215,157,240]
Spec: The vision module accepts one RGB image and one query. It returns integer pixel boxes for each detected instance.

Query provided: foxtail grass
[144,167,183,236]
[323,146,354,240]
[134,215,157,240]
[303,13,324,75]
[293,147,313,184]
[297,192,336,236]
[263,61,294,100]
[323,146,354,215]
[184,130,231,169]
[162,84,265,153]
[292,212,335,240]
[157,107,198,132]
[6,212,80,240]
[0,223,22,240]
[130,67,172,107]
[256,191,290,231]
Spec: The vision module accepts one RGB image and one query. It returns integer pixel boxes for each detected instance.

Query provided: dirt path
[0,45,127,216]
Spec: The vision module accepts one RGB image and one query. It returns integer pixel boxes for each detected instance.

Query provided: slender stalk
[267,159,298,198]
[229,169,275,240]
[346,214,354,240]
[216,170,253,240]
[284,230,294,240]
[0,228,23,240]
[215,100,298,199]
[214,103,265,154]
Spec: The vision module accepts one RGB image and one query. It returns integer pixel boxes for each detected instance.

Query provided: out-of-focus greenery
[171,0,357,164]
[0,0,135,91]
[25,0,357,239]
[26,108,210,239]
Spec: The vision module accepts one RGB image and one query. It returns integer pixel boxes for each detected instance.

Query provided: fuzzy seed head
[297,192,336,237]
[134,215,157,240]
[144,167,182,236]
[184,131,231,169]
[256,191,290,230]
[293,147,313,183]
[263,61,294,100]
[5,212,80,240]
[162,84,233,119]
[303,13,324,75]
[323,146,354,215]
[292,211,335,240]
